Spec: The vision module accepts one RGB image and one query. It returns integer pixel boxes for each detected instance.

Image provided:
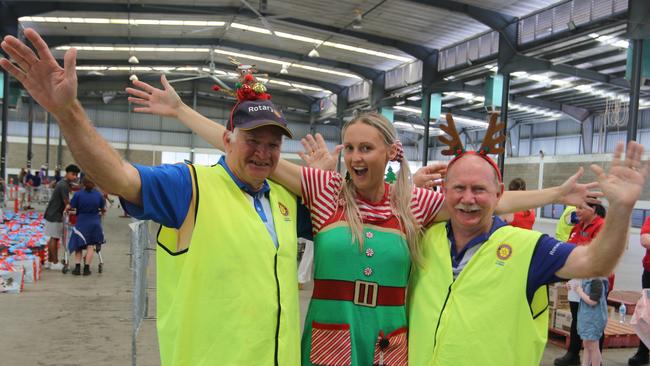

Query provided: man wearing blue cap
[1,29,301,366]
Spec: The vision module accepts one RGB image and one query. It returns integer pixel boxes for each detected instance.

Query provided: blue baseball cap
[228,100,293,138]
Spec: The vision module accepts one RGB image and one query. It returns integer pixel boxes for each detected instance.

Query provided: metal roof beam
[8,1,432,61]
[3,2,248,18]
[428,79,591,121]
[78,74,316,106]
[405,0,517,35]
[500,54,630,89]
[276,18,434,60]
[73,59,343,94]
[44,35,379,81]
[565,49,625,66]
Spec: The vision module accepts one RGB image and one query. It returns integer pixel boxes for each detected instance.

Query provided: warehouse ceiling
[1,0,647,131]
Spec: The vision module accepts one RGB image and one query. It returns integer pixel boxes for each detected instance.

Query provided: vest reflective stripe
[556,206,576,242]
[156,164,300,366]
[408,222,548,366]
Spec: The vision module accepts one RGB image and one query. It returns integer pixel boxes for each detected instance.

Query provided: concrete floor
[0,204,642,365]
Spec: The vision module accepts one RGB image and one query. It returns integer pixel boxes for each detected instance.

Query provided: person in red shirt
[500,178,536,230]
[628,215,650,365]
[556,203,606,366]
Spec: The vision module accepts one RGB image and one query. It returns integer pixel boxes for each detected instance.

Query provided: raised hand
[556,167,603,207]
[0,28,77,116]
[126,74,182,118]
[591,141,649,208]
[413,163,447,189]
[299,133,342,171]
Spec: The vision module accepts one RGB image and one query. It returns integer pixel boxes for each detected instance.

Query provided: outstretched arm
[494,167,601,215]
[557,141,649,279]
[127,76,342,196]
[0,29,141,204]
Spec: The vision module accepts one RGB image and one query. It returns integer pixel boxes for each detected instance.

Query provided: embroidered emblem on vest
[278,202,289,216]
[496,243,513,261]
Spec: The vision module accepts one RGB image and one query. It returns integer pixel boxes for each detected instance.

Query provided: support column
[626,0,650,142]
[420,51,439,166]
[191,81,198,162]
[581,116,594,154]
[627,39,643,142]
[309,102,316,135]
[56,125,62,169]
[45,112,51,170]
[27,97,34,168]
[370,73,385,111]
[336,88,349,172]
[126,101,132,161]
[1,68,8,180]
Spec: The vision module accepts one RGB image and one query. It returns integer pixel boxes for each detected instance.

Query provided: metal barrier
[130,220,152,366]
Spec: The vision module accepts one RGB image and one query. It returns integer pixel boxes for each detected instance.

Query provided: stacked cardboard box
[549,282,570,331]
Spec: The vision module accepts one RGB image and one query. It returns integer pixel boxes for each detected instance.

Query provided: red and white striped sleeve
[301,167,343,232]
[410,187,445,227]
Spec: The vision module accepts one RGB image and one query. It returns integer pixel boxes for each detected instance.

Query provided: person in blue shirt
[67,175,105,276]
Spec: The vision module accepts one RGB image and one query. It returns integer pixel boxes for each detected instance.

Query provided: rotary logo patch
[278,202,289,216]
[496,244,513,260]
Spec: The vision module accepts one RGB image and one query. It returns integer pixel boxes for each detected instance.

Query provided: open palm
[556,167,602,207]
[299,133,342,171]
[592,141,649,207]
[126,74,182,118]
[0,29,77,116]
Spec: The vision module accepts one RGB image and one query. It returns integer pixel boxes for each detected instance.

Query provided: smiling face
[342,121,395,202]
[224,126,283,191]
[444,154,504,235]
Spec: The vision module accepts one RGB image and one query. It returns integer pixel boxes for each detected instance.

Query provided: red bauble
[212,85,221,91]
[243,73,255,82]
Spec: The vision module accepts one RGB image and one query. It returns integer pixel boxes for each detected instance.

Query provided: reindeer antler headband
[438,113,505,182]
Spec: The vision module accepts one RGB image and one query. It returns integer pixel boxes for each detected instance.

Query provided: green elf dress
[300,167,444,366]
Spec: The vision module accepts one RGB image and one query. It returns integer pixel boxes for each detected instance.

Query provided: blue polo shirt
[121,160,313,242]
[446,216,576,304]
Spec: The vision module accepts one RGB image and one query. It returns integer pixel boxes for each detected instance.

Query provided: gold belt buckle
[353,280,378,307]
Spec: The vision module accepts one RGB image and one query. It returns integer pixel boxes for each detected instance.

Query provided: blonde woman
[127,76,598,365]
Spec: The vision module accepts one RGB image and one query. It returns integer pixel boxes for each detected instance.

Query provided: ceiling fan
[164,47,232,92]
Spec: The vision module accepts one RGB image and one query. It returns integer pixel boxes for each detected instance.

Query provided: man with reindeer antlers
[408,114,650,366]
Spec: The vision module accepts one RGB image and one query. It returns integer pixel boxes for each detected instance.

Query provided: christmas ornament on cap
[211,57,271,102]
[439,112,505,182]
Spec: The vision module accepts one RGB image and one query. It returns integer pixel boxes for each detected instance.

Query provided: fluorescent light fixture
[613,40,629,48]
[230,23,272,34]
[211,49,360,78]
[321,41,411,62]
[25,15,413,62]
[19,16,225,27]
[393,106,421,114]
[55,45,360,79]
[407,95,422,101]
[443,75,455,81]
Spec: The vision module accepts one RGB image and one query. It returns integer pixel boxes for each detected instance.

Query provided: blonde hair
[340,112,423,264]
